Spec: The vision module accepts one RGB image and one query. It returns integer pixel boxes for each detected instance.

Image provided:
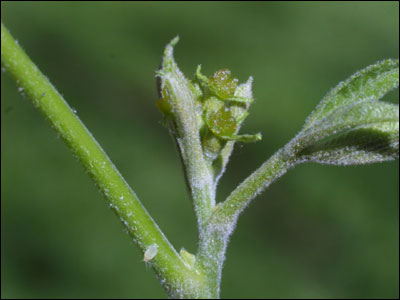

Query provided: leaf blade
[294,101,399,165]
[304,59,399,130]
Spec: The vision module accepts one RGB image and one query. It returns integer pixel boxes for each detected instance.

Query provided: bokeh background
[1,1,399,299]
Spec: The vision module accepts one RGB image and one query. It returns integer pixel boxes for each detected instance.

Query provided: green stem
[159,38,215,230]
[197,148,296,297]
[215,148,295,228]
[1,23,208,298]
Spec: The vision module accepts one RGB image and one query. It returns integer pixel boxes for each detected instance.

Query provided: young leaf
[288,59,399,165]
[304,59,399,130]
[293,101,399,165]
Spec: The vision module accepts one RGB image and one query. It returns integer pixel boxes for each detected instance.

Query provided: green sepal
[156,88,173,117]
[195,66,253,104]
[205,106,261,143]
[208,69,238,99]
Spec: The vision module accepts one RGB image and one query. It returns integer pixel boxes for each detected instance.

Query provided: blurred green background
[1,1,398,299]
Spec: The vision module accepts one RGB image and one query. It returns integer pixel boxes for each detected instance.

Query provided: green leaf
[303,59,399,130]
[287,59,399,166]
[293,100,399,165]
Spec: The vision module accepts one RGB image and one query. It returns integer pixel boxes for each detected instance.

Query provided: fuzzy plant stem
[158,38,215,231]
[196,148,297,297]
[1,23,210,299]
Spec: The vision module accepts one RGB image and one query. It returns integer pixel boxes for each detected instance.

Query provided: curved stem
[214,148,295,228]
[1,23,208,298]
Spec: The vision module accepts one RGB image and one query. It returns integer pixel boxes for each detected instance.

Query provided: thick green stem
[1,23,209,298]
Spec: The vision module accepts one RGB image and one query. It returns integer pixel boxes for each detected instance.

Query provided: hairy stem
[1,23,208,298]
[214,148,295,229]
[158,38,215,230]
[196,147,296,298]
